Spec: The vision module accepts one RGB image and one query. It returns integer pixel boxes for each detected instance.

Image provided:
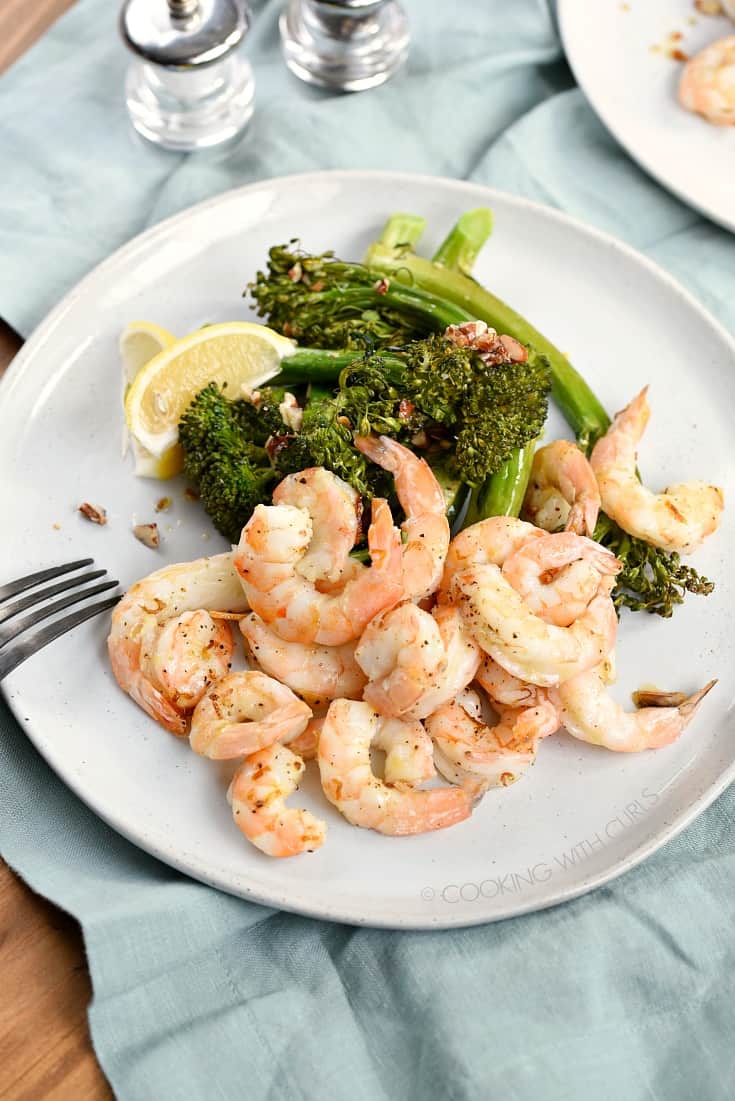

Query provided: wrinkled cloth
[1,1,735,1099]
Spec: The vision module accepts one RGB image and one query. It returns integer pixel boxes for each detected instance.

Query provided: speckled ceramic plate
[1,171,734,928]
[560,0,735,232]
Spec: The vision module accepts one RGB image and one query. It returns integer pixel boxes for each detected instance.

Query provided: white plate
[1,171,734,929]
[559,0,735,232]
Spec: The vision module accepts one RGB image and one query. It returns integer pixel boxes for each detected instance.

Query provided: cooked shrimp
[189,671,312,759]
[354,602,447,717]
[228,743,326,857]
[590,388,724,554]
[355,602,481,720]
[288,714,324,761]
[475,656,552,709]
[272,467,360,584]
[552,666,716,752]
[451,564,617,687]
[427,687,560,796]
[355,435,450,601]
[522,440,601,536]
[234,496,403,645]
[373,716,436,785]
[318,700,471,836]
[502,532,622,627]
[108,553,248,736]
[679,35,735,126]
[410,604,483,719]
[441,516,544,588]
[240,612,367,705]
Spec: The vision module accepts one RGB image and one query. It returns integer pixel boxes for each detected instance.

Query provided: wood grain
[0,0,76,74]
[0,4,113,1098]
[0,863,112,1100]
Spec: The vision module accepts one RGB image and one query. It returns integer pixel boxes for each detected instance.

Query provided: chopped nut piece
[155,496,172,512]
[52,522,61,531]
[373,277,390,295]
[694,0,722,15]
[278,392,303,431]
[444,321,529,365]
[184,487,200,501]
[78,502,107,525]
[287,262,303,282]
[132,522,160,549]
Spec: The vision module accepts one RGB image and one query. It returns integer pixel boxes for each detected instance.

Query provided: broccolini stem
[375,213,427,252]
[275,347,361,387]
[432,208,494,275]
[463,439,537,527]
[365,242,610,449]
[413,211,533,526]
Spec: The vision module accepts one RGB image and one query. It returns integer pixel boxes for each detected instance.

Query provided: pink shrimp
[355,435,450,601]
[318,700,471,836]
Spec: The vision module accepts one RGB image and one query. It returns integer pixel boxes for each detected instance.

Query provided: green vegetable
[593,512,714,618]
[432,208,494,276]
[431,210,532,526]
[335,334,549,487]
[366,220,716,615]
[463,440,537,528]
[298,387,380,498]
[364,238,610,450]
[248,242,469,351]
[374,212,427,252]
[275,347,363,387]
[178,383,280,543]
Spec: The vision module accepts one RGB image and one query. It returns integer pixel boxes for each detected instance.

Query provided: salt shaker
[279,0,409,91]
[120,0,255,151]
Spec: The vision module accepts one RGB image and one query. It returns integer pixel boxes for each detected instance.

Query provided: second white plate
[560,0,735,232]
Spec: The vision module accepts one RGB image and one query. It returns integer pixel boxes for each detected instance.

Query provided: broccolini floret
[178,383,280,543]
[336,335,550,486]
[248,243,465,349]
[593,512,714,618]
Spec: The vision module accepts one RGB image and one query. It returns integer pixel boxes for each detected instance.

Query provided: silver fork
[0,559,121,680]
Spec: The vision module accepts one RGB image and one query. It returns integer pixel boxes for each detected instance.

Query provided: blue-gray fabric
[1,2,734,1098]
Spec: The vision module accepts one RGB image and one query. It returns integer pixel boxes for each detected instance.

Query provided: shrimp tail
[679,679,717,720]
[135,676,188,737]
[640,678,717,751]
[566,497,599,539]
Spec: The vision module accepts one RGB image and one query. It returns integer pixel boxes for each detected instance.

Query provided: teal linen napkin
[2,2,735,1098]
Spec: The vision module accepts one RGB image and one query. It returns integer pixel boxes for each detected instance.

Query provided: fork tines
[0,559,121,680]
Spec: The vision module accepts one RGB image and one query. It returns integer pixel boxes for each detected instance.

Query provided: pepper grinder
[120,0,255,151]
[279,0,409,91]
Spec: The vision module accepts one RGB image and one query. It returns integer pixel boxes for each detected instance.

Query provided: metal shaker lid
[120,0,250,69]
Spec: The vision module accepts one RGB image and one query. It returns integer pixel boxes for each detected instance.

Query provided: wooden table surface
[0,2,114,1097]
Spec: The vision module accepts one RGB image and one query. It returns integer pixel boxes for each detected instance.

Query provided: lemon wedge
[120,320,180,478]
[124,322,296,468]
[120,320,177,388]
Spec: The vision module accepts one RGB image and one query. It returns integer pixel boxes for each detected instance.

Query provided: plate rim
[557,0,735,235]
[3,168,735,929]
